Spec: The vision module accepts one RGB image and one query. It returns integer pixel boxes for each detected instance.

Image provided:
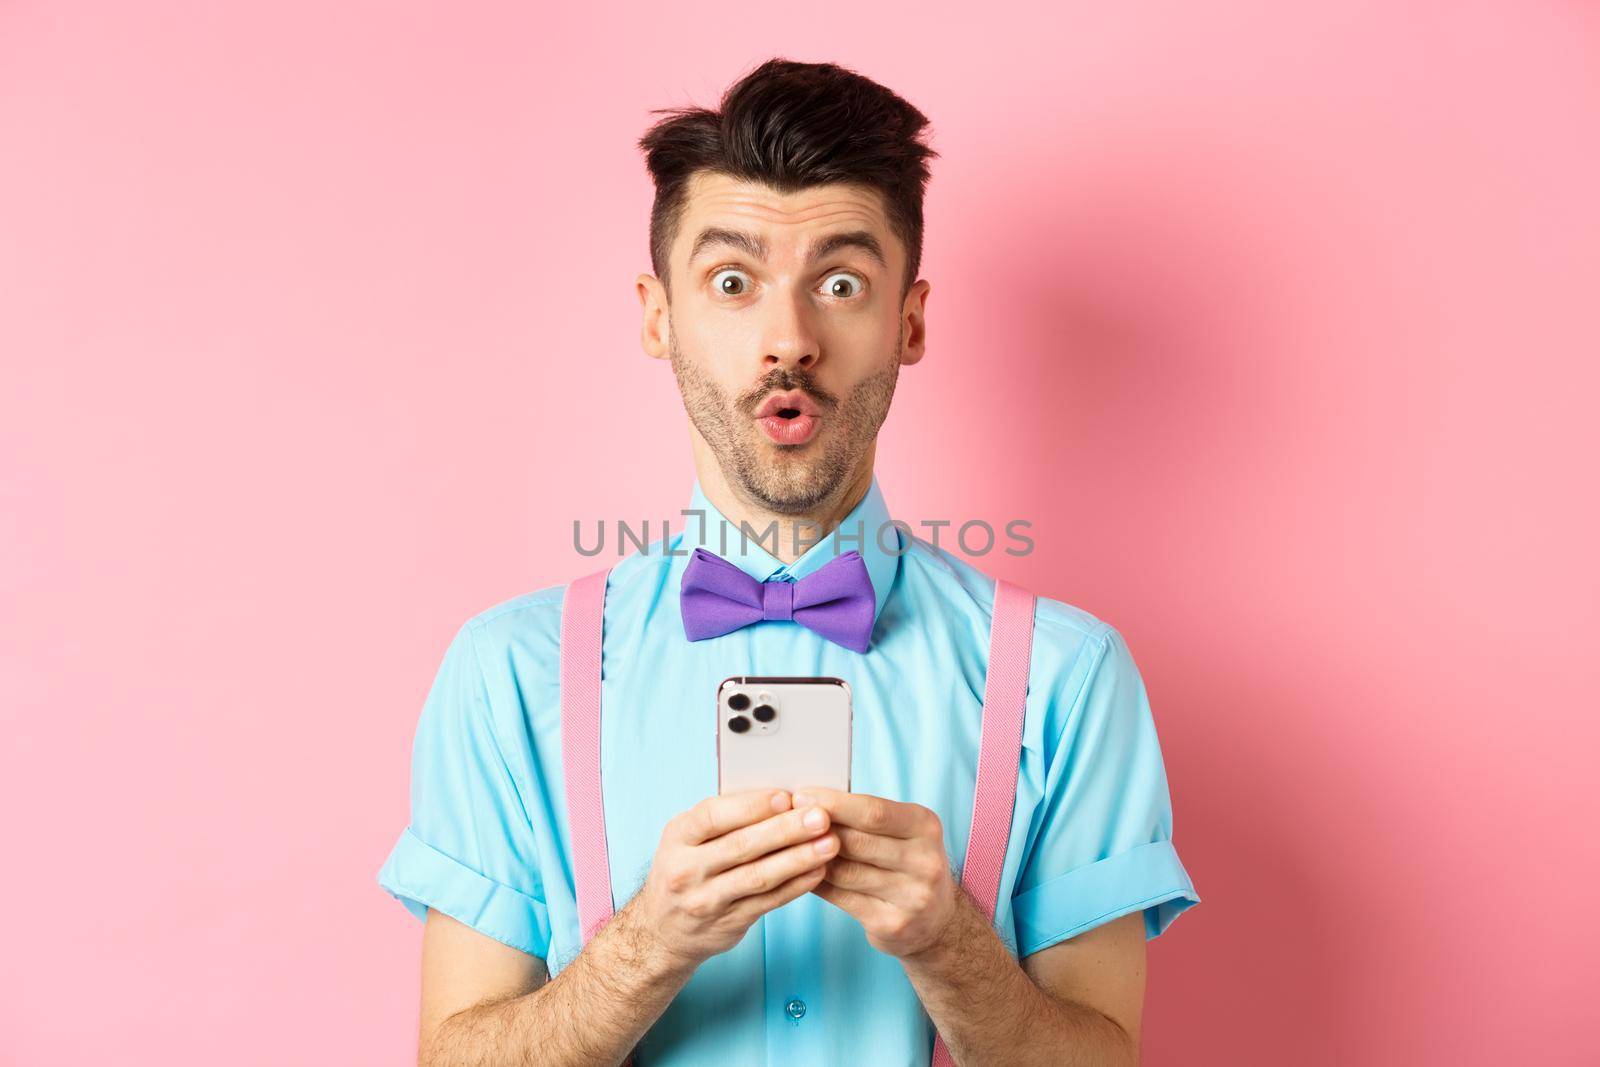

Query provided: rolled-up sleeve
[1011,624,1200,957]
[377,621,552,961]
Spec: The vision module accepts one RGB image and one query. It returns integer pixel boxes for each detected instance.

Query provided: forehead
[675,171,893,256]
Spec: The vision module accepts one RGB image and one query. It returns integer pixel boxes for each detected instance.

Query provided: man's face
[638,171,928,515]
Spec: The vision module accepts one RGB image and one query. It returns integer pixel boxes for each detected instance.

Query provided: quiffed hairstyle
[638,57,939,301]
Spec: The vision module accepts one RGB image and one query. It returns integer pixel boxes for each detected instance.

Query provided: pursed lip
[753,390,823,419]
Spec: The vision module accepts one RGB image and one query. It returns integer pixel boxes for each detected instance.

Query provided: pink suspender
[559,565,638,1066]
[559,565,1037,1067]
[930,576,1036,1067]
[559,566,617,946]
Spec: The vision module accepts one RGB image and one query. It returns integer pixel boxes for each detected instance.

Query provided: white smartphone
[716,676,852,796]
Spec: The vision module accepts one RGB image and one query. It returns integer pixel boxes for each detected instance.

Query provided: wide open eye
[820,272,864,299]
[710,268,754,296]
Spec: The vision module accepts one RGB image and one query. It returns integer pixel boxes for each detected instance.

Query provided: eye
[710,268,754,297]
[820,272,864,299]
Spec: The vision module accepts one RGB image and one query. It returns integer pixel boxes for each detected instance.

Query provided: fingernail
[803,807,825,830]
[794,792,815,807]
[813,836,837,855]
[771,791,791,811]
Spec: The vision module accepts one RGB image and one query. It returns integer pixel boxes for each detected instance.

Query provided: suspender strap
[930,577,1037,1067]
[560,565,615,945]
[561,565,639,1066]
[958,577,1037,922]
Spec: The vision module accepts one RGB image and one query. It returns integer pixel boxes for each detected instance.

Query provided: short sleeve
[376,622,552,960]
[1011,625,1200,957]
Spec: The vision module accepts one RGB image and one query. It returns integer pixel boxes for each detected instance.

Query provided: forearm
[424,895,698,1067]
[900,892,1136,1067]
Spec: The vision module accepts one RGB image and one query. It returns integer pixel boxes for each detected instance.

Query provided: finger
[793,788,922,839]
[706,832,839,905]
[704,803,831,876]
[812,879,889,924]
[818,857,898,896]
[731,862,829,923]
[676,788,791,845]
[832,825,913,869]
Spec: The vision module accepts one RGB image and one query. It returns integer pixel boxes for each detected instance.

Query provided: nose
[761,289,821,372]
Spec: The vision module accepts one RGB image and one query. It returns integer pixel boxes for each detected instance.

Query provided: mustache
[735,372,840,415]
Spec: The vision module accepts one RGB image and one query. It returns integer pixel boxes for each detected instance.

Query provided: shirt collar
[681,474,900,626]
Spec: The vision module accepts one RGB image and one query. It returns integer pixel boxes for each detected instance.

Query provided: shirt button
[785,998,807,1020]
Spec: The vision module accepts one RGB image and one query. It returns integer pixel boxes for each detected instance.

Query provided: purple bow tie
[680,547,877,653]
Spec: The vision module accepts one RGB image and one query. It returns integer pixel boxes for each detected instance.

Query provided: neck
[690,438,876,565]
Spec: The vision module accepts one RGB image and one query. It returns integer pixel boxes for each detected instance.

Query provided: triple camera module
[725,689,778,734]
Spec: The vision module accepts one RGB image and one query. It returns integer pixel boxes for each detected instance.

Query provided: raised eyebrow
[807,230,886,270]
[689,227,769,265]
[688,227,887,270]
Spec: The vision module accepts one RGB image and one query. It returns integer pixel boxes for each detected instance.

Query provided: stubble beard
[667,324,902,516]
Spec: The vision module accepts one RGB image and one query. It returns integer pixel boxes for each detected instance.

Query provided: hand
[794,787,960,959]
[634,788,839,970]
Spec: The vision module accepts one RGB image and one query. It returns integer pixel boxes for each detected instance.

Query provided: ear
[637,272,671,361]
[899,278,930,366]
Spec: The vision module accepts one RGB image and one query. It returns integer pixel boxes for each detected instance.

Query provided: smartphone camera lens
[727,692,751,712]
[752,704,776,723]
[728,715,751,733]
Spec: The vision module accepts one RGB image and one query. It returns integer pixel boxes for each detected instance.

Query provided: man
[378,57,1199,1066]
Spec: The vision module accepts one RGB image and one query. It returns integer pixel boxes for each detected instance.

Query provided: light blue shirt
[378,475,1199,1065]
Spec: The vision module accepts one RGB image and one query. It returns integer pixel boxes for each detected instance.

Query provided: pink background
[2,3,1596,1064]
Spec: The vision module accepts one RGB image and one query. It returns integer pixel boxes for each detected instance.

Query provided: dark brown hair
[638,57,938,301]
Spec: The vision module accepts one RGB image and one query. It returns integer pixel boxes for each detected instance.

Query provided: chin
[754,470,850,516]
